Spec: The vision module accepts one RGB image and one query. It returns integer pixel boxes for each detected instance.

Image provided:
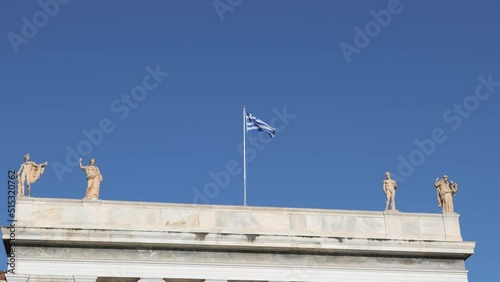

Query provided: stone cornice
[3,226,475,259]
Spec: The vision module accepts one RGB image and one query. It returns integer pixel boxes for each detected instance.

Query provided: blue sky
[1,0,499,280]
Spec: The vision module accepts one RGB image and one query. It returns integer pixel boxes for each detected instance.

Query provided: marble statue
[434,175,458,213]
[383,171,398,211]
[16,153,48,197]
[80,158,103,200]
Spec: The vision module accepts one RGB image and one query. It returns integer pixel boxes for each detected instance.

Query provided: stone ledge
[14,246,469,271]
[2,227,475,259]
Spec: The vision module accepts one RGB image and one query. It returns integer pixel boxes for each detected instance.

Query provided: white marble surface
[1,197,475,282]
[14,197,464,241]
[6,259,471,282]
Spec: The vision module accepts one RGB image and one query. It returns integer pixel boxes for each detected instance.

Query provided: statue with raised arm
[383,171,398,211]
[434,175,458,213]
[16,153,48,197]
[80,158,103,200]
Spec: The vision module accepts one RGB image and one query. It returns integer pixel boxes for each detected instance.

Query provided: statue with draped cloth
[80,158,103,200]
[16,153,48,197]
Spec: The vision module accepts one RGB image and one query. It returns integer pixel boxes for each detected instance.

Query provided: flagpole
[243,106,247,206]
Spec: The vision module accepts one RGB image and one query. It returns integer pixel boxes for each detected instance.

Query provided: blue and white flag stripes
[246,113,276,138]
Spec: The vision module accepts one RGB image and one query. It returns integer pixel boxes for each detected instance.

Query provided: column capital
[5,274,29,282]
[73,276,97,282]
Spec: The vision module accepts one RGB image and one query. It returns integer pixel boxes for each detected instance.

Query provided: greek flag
[246,113,276,138]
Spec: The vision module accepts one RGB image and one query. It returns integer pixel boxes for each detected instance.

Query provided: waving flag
[246,113,276,138]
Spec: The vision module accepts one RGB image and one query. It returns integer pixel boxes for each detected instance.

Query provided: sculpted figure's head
[90,158,96,166]
[443,175,448,181]
[24,153,30,162]
[385,172,391,179]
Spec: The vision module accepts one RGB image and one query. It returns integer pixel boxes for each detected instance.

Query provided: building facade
[2,197,474,281]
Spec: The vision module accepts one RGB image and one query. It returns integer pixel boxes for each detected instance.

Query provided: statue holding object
[80,158,103,200]
[434,175,458,213]
[16,153,48,197]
